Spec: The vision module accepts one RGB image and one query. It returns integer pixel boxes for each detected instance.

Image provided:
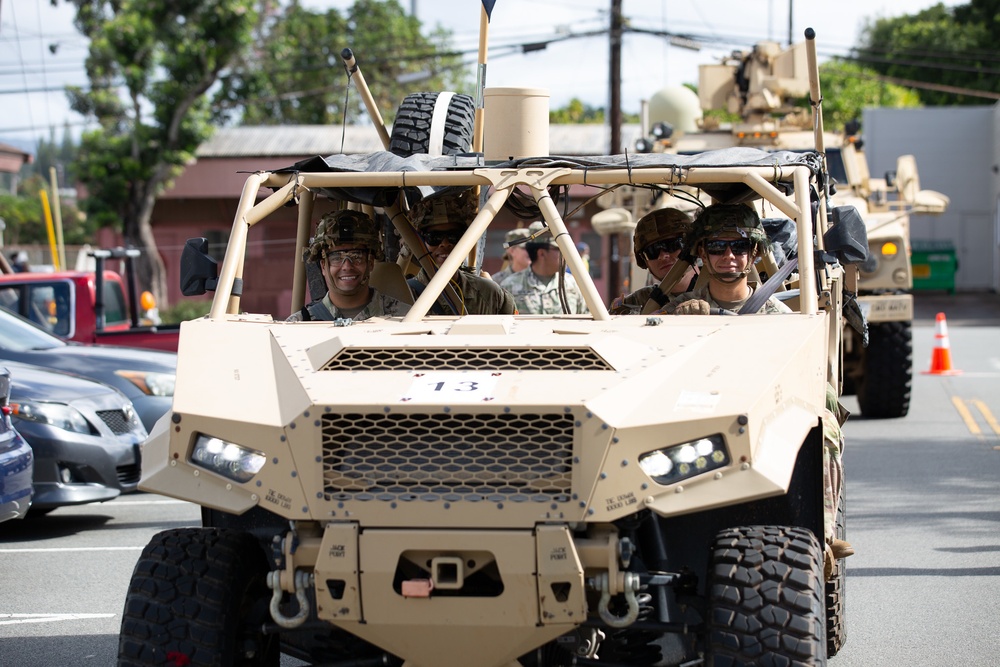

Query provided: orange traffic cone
[922,312,962,375]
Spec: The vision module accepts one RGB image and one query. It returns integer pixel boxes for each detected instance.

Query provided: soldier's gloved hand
[672,299,711,315]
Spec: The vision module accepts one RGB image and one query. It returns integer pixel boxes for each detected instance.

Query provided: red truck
[0,248,180,352]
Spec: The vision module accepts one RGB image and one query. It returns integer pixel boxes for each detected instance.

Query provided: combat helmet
[305,209,384,263]
[409,190,478,230]
[525,220,557,248]
[633,208,692,270]
[688,203,768,256]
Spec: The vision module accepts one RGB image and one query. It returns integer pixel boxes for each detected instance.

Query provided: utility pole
[609,0,623,155]
[607,0,624,299]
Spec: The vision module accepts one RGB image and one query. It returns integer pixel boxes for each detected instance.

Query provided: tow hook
[589,571,641,628]
[266,569,313,629]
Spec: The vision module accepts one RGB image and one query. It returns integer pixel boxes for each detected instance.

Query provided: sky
[0,0,969,151]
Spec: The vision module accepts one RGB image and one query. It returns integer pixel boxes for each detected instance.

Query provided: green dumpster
[911,239,958,293]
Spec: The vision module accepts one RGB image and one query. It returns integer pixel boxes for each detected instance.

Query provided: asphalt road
[1,294,999,666]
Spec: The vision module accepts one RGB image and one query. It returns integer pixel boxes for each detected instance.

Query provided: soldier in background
[406,193,515,315]
[610,207,697,314]
[499,221,587,315]
[287,210,410,322]
[491,227,530,285]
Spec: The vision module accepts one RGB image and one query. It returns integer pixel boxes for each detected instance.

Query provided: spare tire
[389,92,475,157]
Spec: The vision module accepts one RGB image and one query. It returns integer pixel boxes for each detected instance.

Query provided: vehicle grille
[117,462,141,486]
[320,347,613,371]
[97,410,133,435]
[322,412,574,503]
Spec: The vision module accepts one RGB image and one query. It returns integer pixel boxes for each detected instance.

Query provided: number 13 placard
[401,372,499,403]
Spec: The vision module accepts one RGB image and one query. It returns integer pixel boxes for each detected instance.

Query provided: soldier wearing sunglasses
[406,193,516,316]
[665,203,791,316]
[287,210,411,322]
[610,207,696,315]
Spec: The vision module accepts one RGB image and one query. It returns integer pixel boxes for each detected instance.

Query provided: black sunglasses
[642,237,684,260]
[704,239,752,256]
[422,230,463,246]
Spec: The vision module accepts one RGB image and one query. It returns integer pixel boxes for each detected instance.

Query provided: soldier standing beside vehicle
[491,227,530,285]
[287,210,411,322]
[499,221,587,315]
[406,194,516,315]
[664,203,791,315]
[610,207,697,314]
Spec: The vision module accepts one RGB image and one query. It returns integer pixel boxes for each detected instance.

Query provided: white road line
[0,613,116,626]
[0,546,144,554]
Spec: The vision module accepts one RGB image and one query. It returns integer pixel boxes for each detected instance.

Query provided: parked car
[4,360,147,511]
[0,366,33,522]
[0,306,175,432]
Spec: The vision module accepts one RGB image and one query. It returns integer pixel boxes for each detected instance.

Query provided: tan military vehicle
[118,25,857,667]
[635,39,948,419]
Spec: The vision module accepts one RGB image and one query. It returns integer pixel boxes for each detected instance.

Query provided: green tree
[818,60,921,131]
[857,1,999,105]
[216,0,469,126]
[65,0,263,305]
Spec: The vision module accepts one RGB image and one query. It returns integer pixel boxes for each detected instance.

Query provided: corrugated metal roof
[197,123,648,158]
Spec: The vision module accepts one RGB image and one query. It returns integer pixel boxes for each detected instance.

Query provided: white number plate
[402,372,499,403]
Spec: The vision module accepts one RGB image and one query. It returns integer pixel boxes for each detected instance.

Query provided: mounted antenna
[340,48,391,149]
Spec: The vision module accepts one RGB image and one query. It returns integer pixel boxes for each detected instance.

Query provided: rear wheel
[707,525,827,666]
[389,92,475,157]
[118,527,278,667]
[856,319,912,418]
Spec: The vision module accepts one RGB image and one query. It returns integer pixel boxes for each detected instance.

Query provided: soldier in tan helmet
[498,221,587,315]
[406,192,516,315]
[287,209,411,322]
[610,207,697,314]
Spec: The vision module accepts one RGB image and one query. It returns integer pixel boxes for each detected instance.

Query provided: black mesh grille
[321,347,613,371]
[97,410,132,435]
[322,412,574,503]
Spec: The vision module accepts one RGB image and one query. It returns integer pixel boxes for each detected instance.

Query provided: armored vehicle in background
[635,39,948,418]
[118,19,855,667]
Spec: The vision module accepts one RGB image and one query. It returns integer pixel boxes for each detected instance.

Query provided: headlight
[638,434,729,485]
[115,370,176,396]
[190,434,266,483]
[10,402,92,434]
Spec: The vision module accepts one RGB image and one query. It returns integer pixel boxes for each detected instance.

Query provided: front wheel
[118,527,278,667]
[707,525,827,666]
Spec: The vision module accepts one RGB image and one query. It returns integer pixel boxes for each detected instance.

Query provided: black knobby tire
[707,525,827,666]
[826,483,847,657]
[389,92,475,157]
[118,527,279,667]
[856,319,913,418]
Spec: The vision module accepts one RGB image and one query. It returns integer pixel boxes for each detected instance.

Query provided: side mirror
[823,206,870,266]
[179,238,219,296]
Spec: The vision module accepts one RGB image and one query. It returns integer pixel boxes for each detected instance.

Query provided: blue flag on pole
[482,0,496,21]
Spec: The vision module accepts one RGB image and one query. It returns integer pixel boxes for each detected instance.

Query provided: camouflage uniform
[410,267,515,315]
[663,284,792,314]
[499,268,587,315]
[286,291,409,322]
[823,383,848,543]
